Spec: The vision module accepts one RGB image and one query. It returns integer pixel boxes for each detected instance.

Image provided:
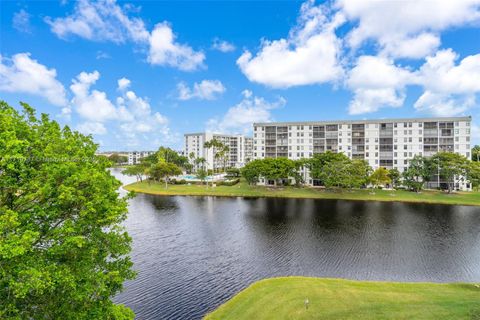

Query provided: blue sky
[1,0,480,151]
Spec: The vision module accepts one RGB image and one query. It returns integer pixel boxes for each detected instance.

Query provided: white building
[184,133,253,171]
[128,151,155,165]
[253,116,472,190]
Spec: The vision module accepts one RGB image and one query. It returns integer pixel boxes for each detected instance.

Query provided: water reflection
[110,168,480,320]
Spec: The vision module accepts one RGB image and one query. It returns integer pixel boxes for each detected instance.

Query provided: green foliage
[108,153,128,165]
[388,168,401,188]
[226,167,241,178]
[122,164,145,181]
[369,167,392,188]
[431,151,470,192]
[472,145,480,161]
[402,155,434,192]
[0,101,135,319]
[147,161,182,188]
[205,139,230,172]
[196,168,208,184]
[157,147,189,169]
[241,160,265,185]
[261,158,298,184]
[217,179,240,186]
[307,152,370,188]
[468,161,480,190]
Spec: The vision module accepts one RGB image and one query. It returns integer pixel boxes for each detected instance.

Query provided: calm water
[111,168,480,320]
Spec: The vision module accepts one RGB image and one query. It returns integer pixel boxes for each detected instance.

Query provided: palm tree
[188,152,196,172]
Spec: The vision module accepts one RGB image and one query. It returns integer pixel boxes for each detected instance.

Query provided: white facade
[253,117,472,190]
[128,151,155,165]
[184,133,253,171]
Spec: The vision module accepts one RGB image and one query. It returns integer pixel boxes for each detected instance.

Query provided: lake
[111,168,480,320]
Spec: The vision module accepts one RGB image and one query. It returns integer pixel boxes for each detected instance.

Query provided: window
[409,137,412,143]
[404,145,407,150]
[404,152,407,157]
[467,122,470,127]
[466,129,470,134]
[404,160,408,165]
[404,130,407,135]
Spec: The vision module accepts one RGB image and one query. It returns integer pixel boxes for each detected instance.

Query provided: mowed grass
[124,180,480,206]
[204,277,480,320]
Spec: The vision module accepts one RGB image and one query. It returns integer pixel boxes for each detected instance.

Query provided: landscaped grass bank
[124,180,480,206]
[204,277,480,320]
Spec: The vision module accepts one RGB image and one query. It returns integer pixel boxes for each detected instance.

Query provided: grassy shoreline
[204,276,480,320]
[124,180,480,206]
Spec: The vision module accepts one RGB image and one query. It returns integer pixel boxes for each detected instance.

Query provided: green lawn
[124,180,480,206]
[204,277,480,320]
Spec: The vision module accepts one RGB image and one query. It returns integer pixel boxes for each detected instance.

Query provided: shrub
[217,178,240,186]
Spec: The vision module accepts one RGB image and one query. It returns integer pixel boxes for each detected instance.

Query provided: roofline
[254,116,472,126]
[184,132,252,138]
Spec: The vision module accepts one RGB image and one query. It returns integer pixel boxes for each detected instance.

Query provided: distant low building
[128,151,155,165]
[184,133,253,171]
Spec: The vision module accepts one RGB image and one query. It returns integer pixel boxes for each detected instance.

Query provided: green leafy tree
[402,155,433,192]
[431,151,470,193]
[157,147,189,169]
[388,168,401,188]
[0,101,135,319]
[468,161,480,191]
[122,164,145,181]
[108,153,128,165]
[148,161,182,188]
[369,167,392,189]
[241,159,265,185]
[307,151,349,185]
[472,145,480,162]
[346,160,372,188]
[196,168,208,185]
[261,158,297,186]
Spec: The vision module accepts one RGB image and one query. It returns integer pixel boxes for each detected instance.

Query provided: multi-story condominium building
[128,151,155,165]
[184,133,253,171]
[253,116,472,190]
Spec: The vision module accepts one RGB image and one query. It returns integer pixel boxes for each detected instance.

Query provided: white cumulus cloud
[45,0,149,43]
[70,71,118,122]
[177,80,225,100]
[46,0,205,71]
[77,121,107,135]
[148,22,205,71]
[237,0,344,88]
[338,0,480,58]
[13,9,32,33]
[347,55,416,114]
[0,53,67,106]
[414,49,480,116]
[212,38,236,52]
[207,91,286,134]
[117,77,131,91]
